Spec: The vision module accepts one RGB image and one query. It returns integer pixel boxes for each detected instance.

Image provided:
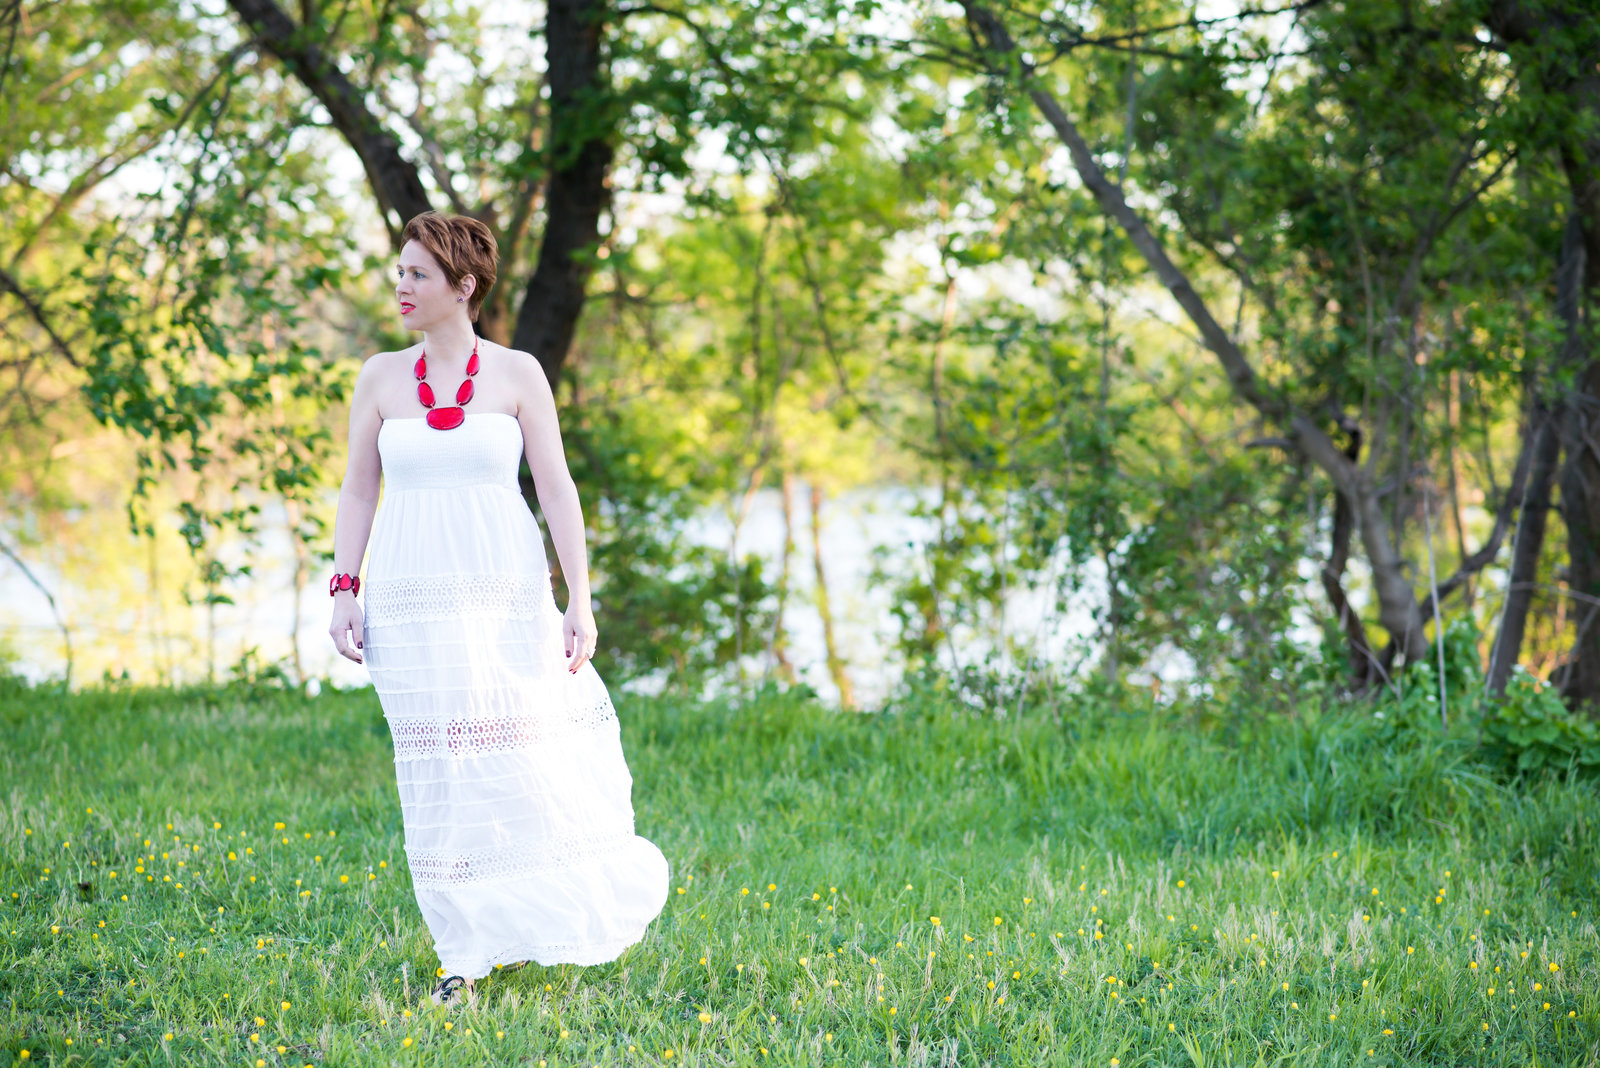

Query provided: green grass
[1,677,1597,1066]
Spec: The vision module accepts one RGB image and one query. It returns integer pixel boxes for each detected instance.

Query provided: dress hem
[442,923,655,979]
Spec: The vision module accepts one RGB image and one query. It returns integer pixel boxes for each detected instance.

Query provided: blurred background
[2,0,1595,718]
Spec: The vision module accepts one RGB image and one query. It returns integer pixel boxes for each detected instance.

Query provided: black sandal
[430,974,470,1005]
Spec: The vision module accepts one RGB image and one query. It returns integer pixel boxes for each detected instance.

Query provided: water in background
[0,483,1113,707]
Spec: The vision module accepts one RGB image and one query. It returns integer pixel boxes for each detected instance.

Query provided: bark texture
[1489,215,1586,695]
[510,0,615,389]
[1486,0,1600,707]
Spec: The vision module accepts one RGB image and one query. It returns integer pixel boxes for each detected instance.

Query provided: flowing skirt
[362,482,668,977]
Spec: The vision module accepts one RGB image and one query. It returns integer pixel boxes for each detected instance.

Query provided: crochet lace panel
[363,572,556,628]
[386,696,618,761]
[405,827,639,889]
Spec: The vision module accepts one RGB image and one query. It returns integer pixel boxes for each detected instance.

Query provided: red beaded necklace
[413,335,480,430]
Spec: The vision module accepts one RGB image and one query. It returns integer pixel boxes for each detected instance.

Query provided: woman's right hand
[330,595,365,664]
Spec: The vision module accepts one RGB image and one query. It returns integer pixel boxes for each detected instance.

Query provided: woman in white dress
[326,211,669,1005]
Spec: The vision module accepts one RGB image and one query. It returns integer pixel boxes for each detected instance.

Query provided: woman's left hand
[563,601,598,674]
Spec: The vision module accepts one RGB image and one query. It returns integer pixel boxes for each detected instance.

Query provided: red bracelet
[329,572,361,596]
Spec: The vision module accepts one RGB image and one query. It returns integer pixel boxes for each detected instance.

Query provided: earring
[457,296,464,303]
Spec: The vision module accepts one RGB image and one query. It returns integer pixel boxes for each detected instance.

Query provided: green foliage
[224,646,297,697]
[5,0,1596,704]
[1481,668,1600,778]
[563,408,779,693]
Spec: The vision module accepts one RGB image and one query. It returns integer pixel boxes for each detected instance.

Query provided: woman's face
[395,240,472,330]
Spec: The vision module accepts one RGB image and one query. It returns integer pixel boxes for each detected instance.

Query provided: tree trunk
[1557,368,1600,707]
[1319,415,1386,692]
[1486,0,1600,708]
[809,480,855,710]
[768,470,798,685]
[960,1,1430,663]
[509,0,614,390]
[1489,214,1586,696]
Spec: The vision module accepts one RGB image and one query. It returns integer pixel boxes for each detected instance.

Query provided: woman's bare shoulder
[490,341,552,415]
[361,343,423,374]
[349,345,422,421]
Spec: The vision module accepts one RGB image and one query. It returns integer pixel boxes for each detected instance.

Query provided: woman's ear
[459,274,477,303]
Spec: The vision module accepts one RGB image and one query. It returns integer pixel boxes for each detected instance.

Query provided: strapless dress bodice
[377,412,524,492]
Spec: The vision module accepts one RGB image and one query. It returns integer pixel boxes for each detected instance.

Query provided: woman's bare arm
[329,355,385,661]
[514,349,591,611]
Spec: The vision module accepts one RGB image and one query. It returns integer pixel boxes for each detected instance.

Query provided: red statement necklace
[414,335,480,430]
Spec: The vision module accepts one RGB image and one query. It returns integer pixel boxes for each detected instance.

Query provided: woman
[327,211,669,1005]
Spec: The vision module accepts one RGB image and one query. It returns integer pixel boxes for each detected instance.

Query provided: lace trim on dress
[386,697,618,761]
[406,828,638,888]
[364,572,556,628]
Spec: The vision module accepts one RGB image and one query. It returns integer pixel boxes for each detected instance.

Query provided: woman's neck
[420,318,478,372]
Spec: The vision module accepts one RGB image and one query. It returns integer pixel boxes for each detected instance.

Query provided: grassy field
[1,676,1597,1066]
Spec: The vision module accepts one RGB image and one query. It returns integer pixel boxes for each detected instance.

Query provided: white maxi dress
[361,411,669,979]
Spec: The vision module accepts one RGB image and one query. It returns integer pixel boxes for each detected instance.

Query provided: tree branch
[960,0,1431,661]
[0,265,80,370]
[226,0,433,244]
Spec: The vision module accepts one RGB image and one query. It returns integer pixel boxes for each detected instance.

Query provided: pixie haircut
[401,211,499,322]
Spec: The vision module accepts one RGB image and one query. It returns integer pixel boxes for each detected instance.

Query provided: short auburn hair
[400,211,499,322]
